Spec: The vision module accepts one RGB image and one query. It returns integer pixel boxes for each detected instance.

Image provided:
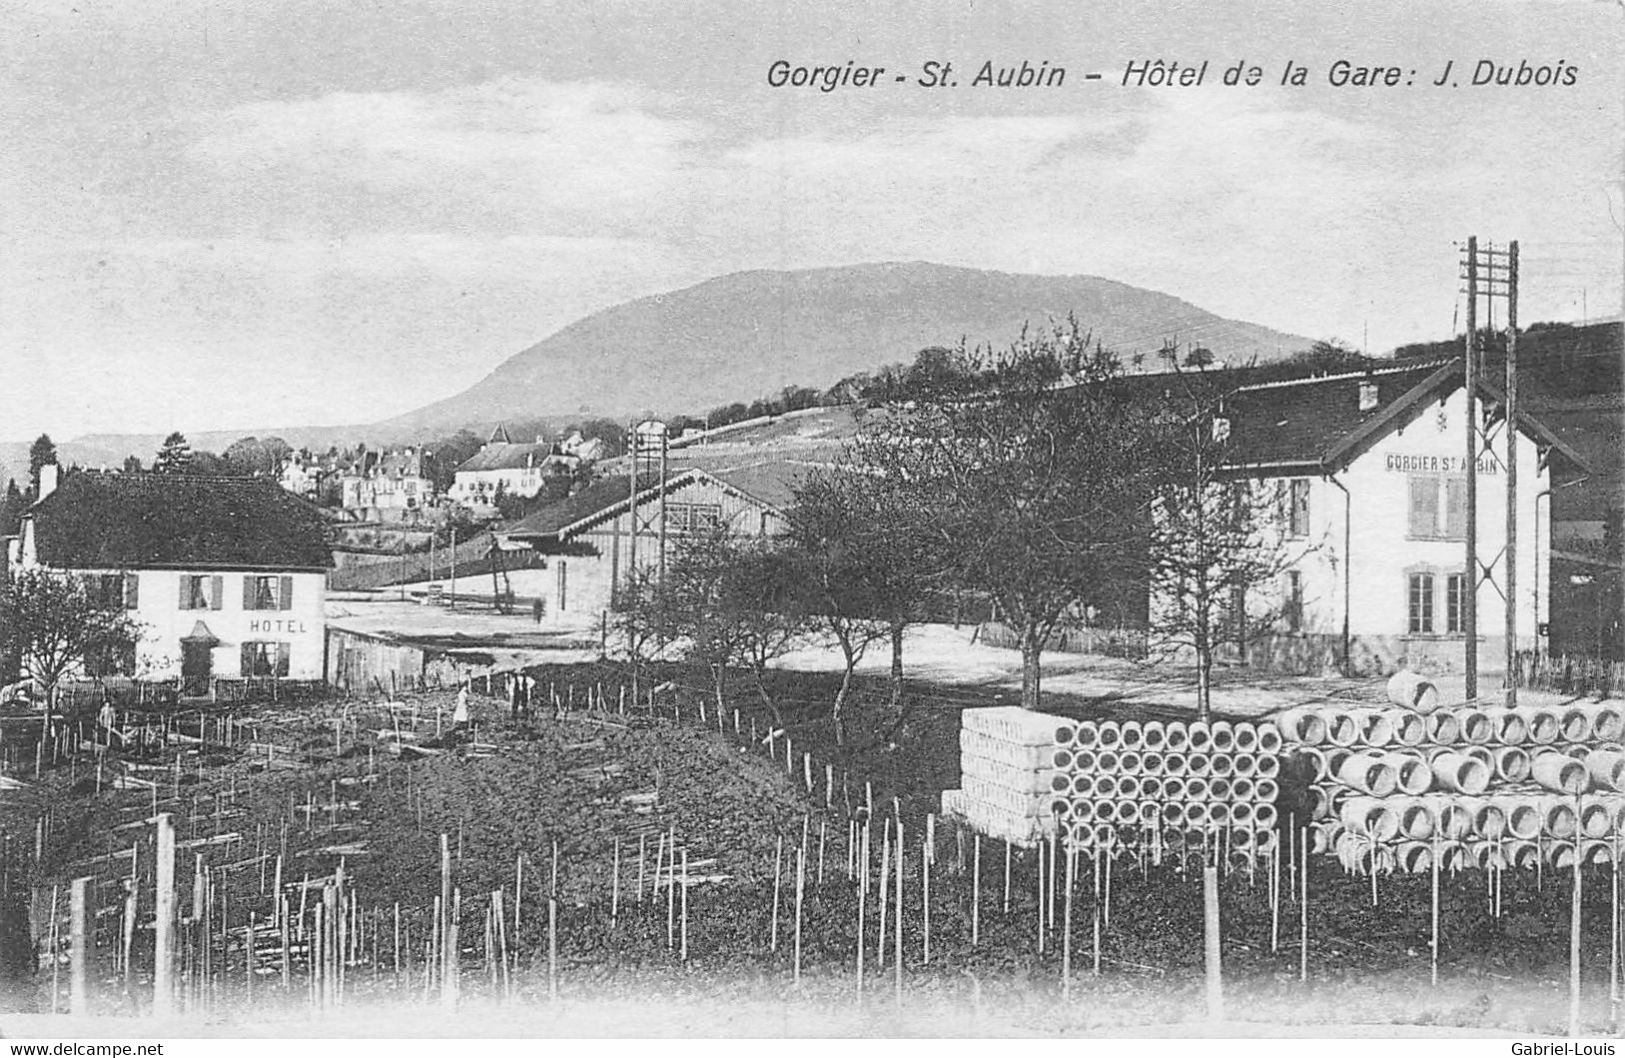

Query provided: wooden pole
[154,812,176,1018]
[548,898,558,1001]
[680,846,689,964]
[1300,828,1310,983]
[1062,846,1075,1001]
[1431,835,1441,987]
[1571,836,1584,1037]
[971,834,982,947]
[877,822,891,970]
[1203,865,1224,1022]
[770,834,783,954]
[69,876,91,1017]
[894,819,903,1002]
[793,845,805,985]
[1092,847,1102,976]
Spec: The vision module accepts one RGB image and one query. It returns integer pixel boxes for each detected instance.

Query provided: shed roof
[28,471,332,571]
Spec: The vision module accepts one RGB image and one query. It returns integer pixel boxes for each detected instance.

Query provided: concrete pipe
[1463,842,1501,871]
[1391,711,1428,747]
[1232,753,1259,778]
[1337,835,1387,875]
[1094,775,1120,800]
[1309,785,1335,820]
[1073,749,1098,774]
[1183,776,1211,802]
[1116,774,1143,801]
[1291,747,1328,782]
[1328,711,1363,748]
[1137,801,1160,826]
[1074,722,1100,750]
[1097,721,1123,749]
[1254,778,1279,803]
[1559,709,1591,743]
[1457,709,1494,746]
[1230,777,1255,802]
[1582,749,1625,792]
[1208,802,1232,826]
[1578,797,1613,838]
[1160,801,1186,827]
[1255,825,1280,852]
[1274,707,1327,746]
[1187,722,1214,753]
[1376,751,1434,796]
[1210,754,1236,779]
[1163,752,1189,778]
[1396,800,1435,840]
[1187,753,1214,778]
[1470,801,1507,840]
[1256,753,1282,779]
[1339,797,1401,841]
[1233,723,1260,753]
[1548,843,1579,870]
[1052,771,1078,795]
[1097,750,1122,774]
[1334,753,1399,797]
[1430,752,1491,795]
[1141,721,1168,751]
[1519,708,1560,745]
[1531,753,1588,795]
[1460,745,1497,776]
[1488,710,1528,746]
[1164,723,1191,753]
[1051,747,1075,771]
[1161,776,1186,801]
[1163,826,1188,852]
[1436,841,1468,872]
[1118,750,1143,774]
[1207,777,1233,801]
[1590,707,1623,742]
[1506,841,1542,870]
[1427,797,1475,840]
[1489,797,1543,840]
[1092,823,1117,847]
[1493,746,1532,784]
[1257,724,1284,755]
[1184,801,1210,827]
[1119,721,1145,750]
[1070,799,1097,823]
[1066,821,1095,847]
[1139,775,1164,800]
[1112,800,1140,825]
[1395,842,1434,873]
[1359,711,1398,748]
[1538,797,1579,839]
[1426,711,1462,745]
[1231,801,1255,826]
[1309,825,1336,855]
[1582,840,1616,866]
[1210,721,1237,753]
[1053,720,1080,748]
[1387,670,1442,713]
[1140,751,1165,775]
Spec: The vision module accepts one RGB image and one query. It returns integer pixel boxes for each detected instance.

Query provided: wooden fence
[1512,651,1625,698]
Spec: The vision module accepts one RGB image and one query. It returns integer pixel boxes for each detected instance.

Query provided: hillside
[371,261,1312,437]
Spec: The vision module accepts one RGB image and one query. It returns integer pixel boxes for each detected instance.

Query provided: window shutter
[243,575,257,611]
[241,642,255,676]
[1444,478,1466,539]
[1291,480,1310,535]
[276,643,291,678]
[124,572,139,609]
[1408,477,1438,538]
[279,576,294,611]
[210,576,223,610]
[180,576,191,609]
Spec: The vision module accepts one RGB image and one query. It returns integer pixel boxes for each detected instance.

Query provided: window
[85,573,137,611]
[1408,475,1467,541]
[179,574,222,611]
[556,560,568,612]
[1283,571,1303,633]
[1287,479,1310,537]
[667,503,722,533]
[240,641,290,678]
[243,575,293,611]
[1408,573,1435,634]
[1446,573,1466,634]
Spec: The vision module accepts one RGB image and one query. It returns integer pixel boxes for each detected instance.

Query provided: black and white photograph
[0,0,1621,1044]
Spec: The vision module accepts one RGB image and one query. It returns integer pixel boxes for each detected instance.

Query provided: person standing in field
[453,682,470,729]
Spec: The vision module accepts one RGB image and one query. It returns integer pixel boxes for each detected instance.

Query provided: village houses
[449,424,578,507]
[7,466,331,694]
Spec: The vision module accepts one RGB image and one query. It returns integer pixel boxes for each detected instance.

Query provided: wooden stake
[1062,845,1074,1000]
[972,834,982,946]
[680,846,689,964]
[1092,848,1102,976]
[770,834,783,954]
[1300,828,1310,983]
[1003,838,1012,914]
[69,876,90,1017]
[1430,834,1441,987]
[1571,832,1583,1037]
[547,898,558,1001]
[792,845,805,984]
[610,837,620,927]
[894,820,904,1002]
[1204,864,1224,1021]
[154,812,176,1018]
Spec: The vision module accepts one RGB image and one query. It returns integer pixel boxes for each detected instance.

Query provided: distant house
[340,447,436,513]
[451,424,573,506]
[7,467,332,692]
[499,460,807,626]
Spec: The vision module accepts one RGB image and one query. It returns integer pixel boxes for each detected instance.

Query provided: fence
[974,621,1149,660]
[329,530,496,591]
[1512,651,1625,699]
[48,677,326,712]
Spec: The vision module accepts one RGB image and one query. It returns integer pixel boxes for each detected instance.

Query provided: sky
[1,0,1620,442]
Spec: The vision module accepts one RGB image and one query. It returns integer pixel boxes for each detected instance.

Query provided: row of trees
[615,321,1309,738]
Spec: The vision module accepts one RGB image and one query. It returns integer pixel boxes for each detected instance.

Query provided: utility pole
[627,420,639,598]
[1463,236,1479,700]
[1504,241,1519,705]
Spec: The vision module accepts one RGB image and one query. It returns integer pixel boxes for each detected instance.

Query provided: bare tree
[0,569,143,708]
[609,563,668,706]
[858,319,1164,709]
[1145,363,1310,719]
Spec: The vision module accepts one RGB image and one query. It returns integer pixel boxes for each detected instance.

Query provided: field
[0,649,1621,1037]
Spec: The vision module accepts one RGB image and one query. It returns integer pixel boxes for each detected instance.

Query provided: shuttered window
[1408,476,1440,539]
[241,641,290,678]
[1408,573,1435,634]
[244,575,287,611]
[1443,478,1466,540]
[1287,479,1310,537]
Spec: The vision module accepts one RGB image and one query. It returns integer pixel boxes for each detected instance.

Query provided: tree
[154,432,193,474]
[0,569,143,707]
[121,455,143,474]
[609,564,668,707]
[858,319,1164,709]
[27,434,56,498]
[223,436,294,476]
[1145,366,1309,719]
[0,480,23,537]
